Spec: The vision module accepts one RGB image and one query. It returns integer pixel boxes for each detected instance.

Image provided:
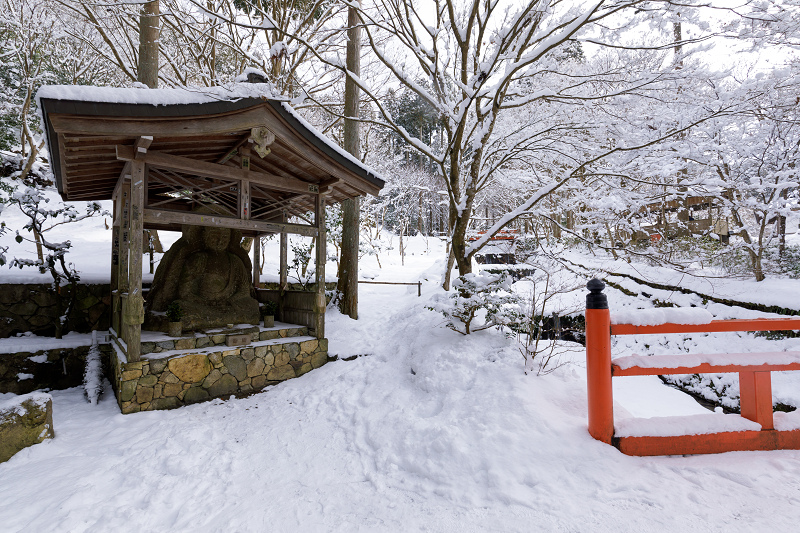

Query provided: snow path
[2,239,800,530]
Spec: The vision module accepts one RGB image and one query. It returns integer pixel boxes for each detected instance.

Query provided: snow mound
[615,413,761,437]
[0,391,52,415]
[611,307,714,326]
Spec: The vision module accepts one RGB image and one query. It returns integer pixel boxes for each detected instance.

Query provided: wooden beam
[50,106,273,137]
[116,146,318,196]
[134,135,153,160]
[319,177,341,194]
[143,208,318,237]
[263,112,382,197]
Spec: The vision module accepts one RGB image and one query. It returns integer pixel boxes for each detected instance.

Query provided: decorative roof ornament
[250,126,275,158]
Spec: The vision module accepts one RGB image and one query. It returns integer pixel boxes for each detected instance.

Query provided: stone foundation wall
[0,392,54,463]
[113,330,328,414]
[0,345,112,394]
[0,283,112,338]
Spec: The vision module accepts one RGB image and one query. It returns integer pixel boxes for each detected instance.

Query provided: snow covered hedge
[428,272,524,335]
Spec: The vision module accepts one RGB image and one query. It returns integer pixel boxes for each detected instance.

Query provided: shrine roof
[37,84,384,206]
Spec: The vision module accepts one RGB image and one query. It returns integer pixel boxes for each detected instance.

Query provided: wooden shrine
[38,86,384,366]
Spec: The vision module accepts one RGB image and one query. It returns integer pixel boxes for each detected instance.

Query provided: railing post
[740,371,774,430]
[586,278,614,444]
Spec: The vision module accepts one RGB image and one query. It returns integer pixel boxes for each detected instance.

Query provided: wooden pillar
[125,161,145,362]
[110,197,121,335]
[117,181,131,341]
[279,226,288,321]
[314,194,326,339]
[252,234,261,288]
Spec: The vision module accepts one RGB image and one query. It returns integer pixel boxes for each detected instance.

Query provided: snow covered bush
[428,272,523,335]
[514,270,584,375]
[83,332,103,405]
[289,239,314,289]
[1,183,106,337]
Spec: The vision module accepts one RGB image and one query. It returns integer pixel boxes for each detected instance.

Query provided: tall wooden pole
[338,2,361,319]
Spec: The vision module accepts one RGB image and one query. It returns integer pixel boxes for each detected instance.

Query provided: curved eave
[39,96,384,202]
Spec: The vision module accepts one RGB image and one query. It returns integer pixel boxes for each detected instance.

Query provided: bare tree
[250,0,727,287]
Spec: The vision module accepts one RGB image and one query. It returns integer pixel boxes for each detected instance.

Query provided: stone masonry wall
[0,345,112,394]
[0,392,54,463]
[0,283,112,338]
[113,327,328,414]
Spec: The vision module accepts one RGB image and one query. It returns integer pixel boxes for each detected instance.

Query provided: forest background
[1,0,799,297]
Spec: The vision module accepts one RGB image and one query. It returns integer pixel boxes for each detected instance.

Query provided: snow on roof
[35,83,384,187]
[36,82,279,107]
[277,100,383,182]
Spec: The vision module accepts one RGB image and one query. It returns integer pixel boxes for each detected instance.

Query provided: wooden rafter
[116,146,319,197]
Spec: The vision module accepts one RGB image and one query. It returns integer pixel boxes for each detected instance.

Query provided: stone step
[139,322,309,357]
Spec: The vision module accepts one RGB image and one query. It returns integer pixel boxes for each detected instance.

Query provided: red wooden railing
[585,279,800,456]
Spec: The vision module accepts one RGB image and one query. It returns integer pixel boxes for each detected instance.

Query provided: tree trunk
[137,1,160,89]
[338,3,361,319]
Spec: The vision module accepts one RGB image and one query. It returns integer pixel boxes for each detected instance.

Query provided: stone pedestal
[112,324,328,413]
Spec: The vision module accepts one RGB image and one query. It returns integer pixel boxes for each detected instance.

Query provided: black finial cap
[586,278,608,309]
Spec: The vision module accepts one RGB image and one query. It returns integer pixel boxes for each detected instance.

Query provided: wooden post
[279,225,288,320]
[239,179,250,220]
[117,181,131,341]
[740,371,774,430]
[125,161,145,362]
[586,279,613,444]
[314,194,326,339]
[110,197,121,335]
[252,234,260,289]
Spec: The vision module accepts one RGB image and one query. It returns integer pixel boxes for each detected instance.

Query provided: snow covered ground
[3,230,800,531]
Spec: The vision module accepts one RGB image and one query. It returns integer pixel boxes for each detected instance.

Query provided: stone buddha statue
[145,224,260,332]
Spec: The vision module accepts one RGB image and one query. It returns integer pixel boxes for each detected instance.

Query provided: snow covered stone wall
[0,283,112,338]
[0,343,111,395]
[0,392,54,463]
[112,325,328,414]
